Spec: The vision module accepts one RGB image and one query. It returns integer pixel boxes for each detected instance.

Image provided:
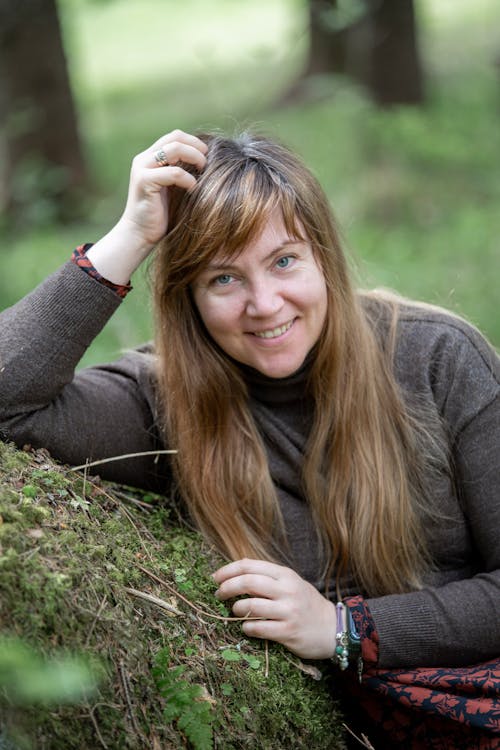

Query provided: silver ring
[154,148,169,166]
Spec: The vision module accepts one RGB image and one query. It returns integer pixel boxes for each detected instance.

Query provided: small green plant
[152,645,214,750]
[21,484,37,498]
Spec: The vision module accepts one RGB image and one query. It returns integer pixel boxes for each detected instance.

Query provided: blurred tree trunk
[305,0,344,75]
[0,0,87,224]
[304,0,368,78]
[298,0,424,106]
[368,0,424,105]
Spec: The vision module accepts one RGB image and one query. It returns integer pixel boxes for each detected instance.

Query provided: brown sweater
[0,261,499,669]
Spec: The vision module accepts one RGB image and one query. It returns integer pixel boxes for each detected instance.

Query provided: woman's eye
[276,256,293,269]
[213,274,233,286]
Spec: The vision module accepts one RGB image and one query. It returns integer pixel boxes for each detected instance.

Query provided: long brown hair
[153,132,445,597]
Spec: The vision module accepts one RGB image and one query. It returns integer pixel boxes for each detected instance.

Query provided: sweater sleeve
[0,261,170,491]
[366,316,500,669]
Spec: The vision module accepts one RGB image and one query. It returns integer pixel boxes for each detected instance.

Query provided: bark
[302,0,424,107]
[0,0,87,222]
[305,0,348,76]
[368,0,424,105]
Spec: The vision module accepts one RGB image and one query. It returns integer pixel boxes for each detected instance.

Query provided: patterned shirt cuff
[71,244,132,299]
[345,594,380,669]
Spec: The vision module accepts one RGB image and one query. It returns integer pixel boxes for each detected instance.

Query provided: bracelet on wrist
[71,244,133,299]
[334,602,349,670]
[332,602,363,679]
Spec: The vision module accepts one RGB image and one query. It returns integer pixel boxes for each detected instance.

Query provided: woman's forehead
[213,211,305,261]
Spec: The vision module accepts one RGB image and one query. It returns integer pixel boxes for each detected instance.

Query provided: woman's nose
[245,278,284,318]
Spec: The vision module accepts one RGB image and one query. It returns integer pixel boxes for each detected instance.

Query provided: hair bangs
[161,138,306,288]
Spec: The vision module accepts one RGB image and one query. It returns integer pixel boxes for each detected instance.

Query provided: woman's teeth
[254,320,293,339]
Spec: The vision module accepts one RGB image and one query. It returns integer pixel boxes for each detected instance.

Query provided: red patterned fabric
[71,244,132,299]
[344,596,500,748]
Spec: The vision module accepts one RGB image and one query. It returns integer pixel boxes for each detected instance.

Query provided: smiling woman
[0,128,498,749]
[192,215,328,378]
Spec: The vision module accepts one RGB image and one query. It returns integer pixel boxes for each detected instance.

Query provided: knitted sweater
[0,262,498,669]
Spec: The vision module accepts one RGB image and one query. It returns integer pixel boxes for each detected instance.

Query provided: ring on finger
[154,148,169,167]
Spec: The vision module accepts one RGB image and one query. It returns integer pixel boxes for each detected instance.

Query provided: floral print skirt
[343,596,500,748]
[344,658,500,749]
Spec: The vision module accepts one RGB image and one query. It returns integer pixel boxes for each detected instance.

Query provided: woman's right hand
[121,130,208,247]
[86,130,208,286]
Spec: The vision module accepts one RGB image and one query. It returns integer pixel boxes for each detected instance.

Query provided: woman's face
[192,212,328,378]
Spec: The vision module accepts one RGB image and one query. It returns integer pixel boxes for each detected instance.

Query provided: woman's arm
[213,318,500,670]
[0,262,166,489]
[0,131,207,489]
[363,317,500,669]
[366,395,500,669]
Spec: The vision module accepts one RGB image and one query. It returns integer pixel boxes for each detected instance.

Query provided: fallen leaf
[295,660,323,681]
[26,528,44,540]
[196,685,217,706]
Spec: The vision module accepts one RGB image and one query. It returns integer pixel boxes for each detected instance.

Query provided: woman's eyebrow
[205,239,305,272]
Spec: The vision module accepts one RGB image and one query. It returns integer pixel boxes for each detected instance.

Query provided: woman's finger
[145,164,199,191]
[132,130,208,170]
[145,141,208,171]
[213,558,288,585]
[231,596,285,621]
[215,572,283,602]
[241,618,288,642]
[150,129,209,155]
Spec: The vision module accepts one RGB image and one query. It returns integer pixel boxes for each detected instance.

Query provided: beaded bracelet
[71,244,133,299]
[332,601,363,680]
[334,602,350,670]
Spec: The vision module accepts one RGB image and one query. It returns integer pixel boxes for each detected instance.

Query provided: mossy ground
[0,442,346,749]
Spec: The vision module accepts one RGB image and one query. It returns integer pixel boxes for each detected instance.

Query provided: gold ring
[154,148,169,166]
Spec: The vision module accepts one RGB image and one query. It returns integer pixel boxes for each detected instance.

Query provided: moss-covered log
[0,443,347,749]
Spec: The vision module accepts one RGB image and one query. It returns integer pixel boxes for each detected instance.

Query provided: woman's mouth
[253,320,294,339]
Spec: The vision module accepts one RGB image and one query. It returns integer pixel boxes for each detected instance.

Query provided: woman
[0,130,499,748]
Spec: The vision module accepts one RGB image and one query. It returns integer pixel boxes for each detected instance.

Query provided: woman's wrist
[71,245,132,299]
[86,218,156,285]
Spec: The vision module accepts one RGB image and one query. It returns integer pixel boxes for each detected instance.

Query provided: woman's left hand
[212,558,337,659]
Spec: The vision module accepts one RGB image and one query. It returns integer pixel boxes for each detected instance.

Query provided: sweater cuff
[366,589,440,668]
[71,244,132,299]
[344,595,379,669]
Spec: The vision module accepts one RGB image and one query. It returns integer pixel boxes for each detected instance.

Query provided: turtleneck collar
[237,353,314,405]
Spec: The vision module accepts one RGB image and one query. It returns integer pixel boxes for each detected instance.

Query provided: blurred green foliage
[0,638,98,706]
[1,0,499,364]
[0,636,99,747]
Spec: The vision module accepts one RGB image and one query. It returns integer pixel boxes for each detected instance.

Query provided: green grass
[1,0,499,367]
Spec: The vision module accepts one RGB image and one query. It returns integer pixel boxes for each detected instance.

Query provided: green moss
[0,443,346,749]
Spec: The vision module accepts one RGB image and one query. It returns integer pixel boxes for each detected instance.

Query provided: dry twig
[70,450,177,473]
[88,704,110,749]
[111,488,155,512]
[85,594,108,648]
[137,564,262,623]
[118,660,141,736]
[124,587,184,616]
[342,723,377,749]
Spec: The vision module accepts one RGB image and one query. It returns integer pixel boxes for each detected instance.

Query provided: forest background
[1,0,499,371]
[0,2,499,745]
